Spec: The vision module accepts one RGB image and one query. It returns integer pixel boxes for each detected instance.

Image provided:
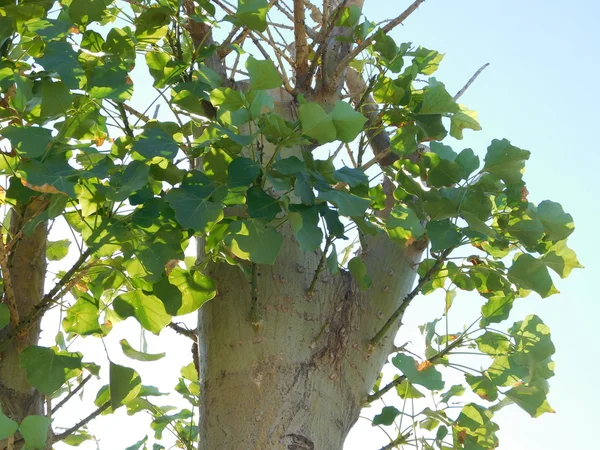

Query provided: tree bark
[0,201,47,449]
[196,88,423,449]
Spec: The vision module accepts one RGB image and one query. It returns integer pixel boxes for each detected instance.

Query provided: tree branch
[53,402,110,443]
[453,63,490,101]
[367,336,463,403]
[294,0,309,88]
[331,0,426,90]
[167,322,198,342]
[51,375,93,414]
[369,246,454,347]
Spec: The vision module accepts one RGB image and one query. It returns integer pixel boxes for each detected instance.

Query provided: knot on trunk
[285,433,315,450]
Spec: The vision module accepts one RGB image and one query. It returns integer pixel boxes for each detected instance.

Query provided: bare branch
[51,375,93,414]
[168,322,198,342]
[294,0,309,88]
[53,402,110,443]
[453,62,490,101]
[331,0,426,90]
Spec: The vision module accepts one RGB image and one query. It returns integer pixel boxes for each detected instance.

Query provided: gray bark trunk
[0,201,47,449]
[197,88,422,449]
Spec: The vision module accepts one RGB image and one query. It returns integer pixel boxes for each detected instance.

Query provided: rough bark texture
[197,88,422,450]
[0,201,47,449]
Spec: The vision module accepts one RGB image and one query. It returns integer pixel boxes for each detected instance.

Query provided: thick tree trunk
[0,201,47,449]
[197,89,422,449]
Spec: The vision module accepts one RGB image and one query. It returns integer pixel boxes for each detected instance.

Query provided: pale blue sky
[347,1,599,448]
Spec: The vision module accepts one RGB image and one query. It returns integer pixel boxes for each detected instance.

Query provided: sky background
[38,0,600,449]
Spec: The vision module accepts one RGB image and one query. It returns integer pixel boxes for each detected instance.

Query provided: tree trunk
[0,201,47,449]
[196,88,423,449]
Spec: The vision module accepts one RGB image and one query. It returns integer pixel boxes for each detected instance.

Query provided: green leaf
[298,103,336,144]
[113,289,172,334]
[386,205,425,245]
[37,41,84,89]
[225,219,283,264]
[124,436,148,450]
[20,346,82,395]
[507,253,558,298]
[372,406,400,426]
[246,56,282,90]
[120,339,166,362]
[18,157,77,197]
[396,379,425,399]
[63,431,93,446]
[420,79,458,115]
[135,7,171,44]
[288,205,323,252]
[450,105,482,139]
[104,27,136,60]
[439,384,465,403]
[427,158,461,187]
[133,127,179,161]
[0,304,9,331]
[62,294,103,336]
[455,403,492,432]
[1,125,52,159]
[146,51,186,88]
[505,384,554,418]
[0,405,18,440]
[333,167,368,187]
[46,239,70,261]
[506,217,544,248]
[542,240,582,278]
[272,156,307,175]
[536,200,574,242]
[38,79,73,119]
[68,0,112,25]
[426,220,462,252]
[348,257,372,290]
[391,354,444,390]
[160,267,216,315]
[19,415,52,450]
[331,101,367,142]
[483,139,530,184]
[236,0,269,32]
[465,373,498,402]
[455,148,480,179]
[476,332,511,355]
[480,294,515,326]
[317,190,370,217]
[247,186,281,222]
[487,355,528,387]
[511,314,555,361]
[165,186,224,233]
[109,362,142,410]
[327,244,339,275]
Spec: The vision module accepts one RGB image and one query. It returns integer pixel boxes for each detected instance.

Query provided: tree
[0,0,581,449]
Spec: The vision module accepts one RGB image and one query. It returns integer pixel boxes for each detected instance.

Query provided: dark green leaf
[426,220,462,252]
[505,384,554,418]
[372,406,400,426]
[391,354,444,390]
[507,254,558,298]
[1,125,52,158]
[18,157,77,197]
[20,346,82,395]
[133,126,179,161]
[536,200,574,242]
[317,189,370,217]
[483,139,530,184]
[37,41,84,89]
[419,79,458,115]
[109,362,142,410]
[224,219,283,264]
[288,205,322,252]
[455,148,480,179]
[135,7,171,44]
[165,186,224,233]
[68,0,112,25]
[333,167,368,187]
[236,0,269,32]
[247,186,280,222]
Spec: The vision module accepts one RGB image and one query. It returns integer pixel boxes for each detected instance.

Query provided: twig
[453,63,490,101]
[361,148,392,171]
[167,322,198,342]
[331,0,426,89]
[293,0,309,88]
[51,375,93,414]
[53,402,111,443]
[345,143,358,168]
[249,263,262,332]
[307,237,332,297]
[369,247,454,347]
[116,102,134,138]
[380,432,412,450]
[367,337,463,403]
[0,227,19,329]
